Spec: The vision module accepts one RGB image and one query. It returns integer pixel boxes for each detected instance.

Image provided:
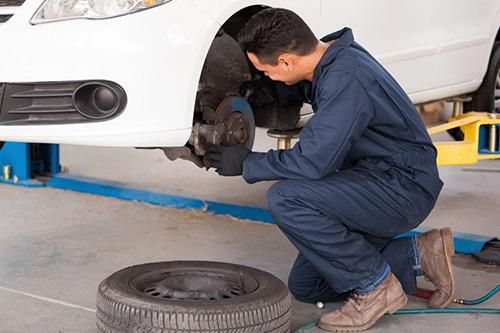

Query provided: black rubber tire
[96,261,291,333]
[464,41,500,113]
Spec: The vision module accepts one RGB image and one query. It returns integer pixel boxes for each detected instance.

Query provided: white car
[1,0,499,166]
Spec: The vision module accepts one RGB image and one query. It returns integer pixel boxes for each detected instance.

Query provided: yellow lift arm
[428,112,500,166]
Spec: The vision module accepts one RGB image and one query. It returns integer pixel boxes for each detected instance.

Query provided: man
[206,8,455,332]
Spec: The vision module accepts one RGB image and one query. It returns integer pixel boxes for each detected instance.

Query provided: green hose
[296,321,319,332]
[394,307,500,314]
[295,285,500,332]
[454,285,500,305]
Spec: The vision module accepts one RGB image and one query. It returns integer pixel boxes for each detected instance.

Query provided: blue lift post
[0,142,61,187]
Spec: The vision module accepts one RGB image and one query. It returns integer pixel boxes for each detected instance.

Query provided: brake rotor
[214,96,255,149]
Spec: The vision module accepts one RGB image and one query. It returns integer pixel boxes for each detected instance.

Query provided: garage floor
[0,129,499,332]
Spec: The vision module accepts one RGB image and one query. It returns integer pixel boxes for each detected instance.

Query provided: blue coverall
[242,28,444,301]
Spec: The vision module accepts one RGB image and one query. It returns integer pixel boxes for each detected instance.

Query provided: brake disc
[165,96,255,167]
[214,96,255,149]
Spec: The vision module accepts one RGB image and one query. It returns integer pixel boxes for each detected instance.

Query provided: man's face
[247,52,302,85]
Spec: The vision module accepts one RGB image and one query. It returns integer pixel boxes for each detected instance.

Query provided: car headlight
[31,0,172,24]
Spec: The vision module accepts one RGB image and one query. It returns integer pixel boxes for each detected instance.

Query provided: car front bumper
[0,0,218,147]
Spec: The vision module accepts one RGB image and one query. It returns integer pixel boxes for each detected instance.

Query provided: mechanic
[206,8,455,332]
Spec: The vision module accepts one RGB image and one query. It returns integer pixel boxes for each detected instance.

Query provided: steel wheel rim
[130,269,259,302]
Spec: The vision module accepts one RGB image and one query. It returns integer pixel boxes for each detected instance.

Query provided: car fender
[187,0,321,35]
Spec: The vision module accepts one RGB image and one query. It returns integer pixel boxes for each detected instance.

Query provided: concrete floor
[0,129,498,332]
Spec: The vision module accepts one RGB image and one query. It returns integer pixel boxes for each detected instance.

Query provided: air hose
[452,284,499,305]
[295,285,500,332]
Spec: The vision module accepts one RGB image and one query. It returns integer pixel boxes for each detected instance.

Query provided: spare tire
[96,261,291,333]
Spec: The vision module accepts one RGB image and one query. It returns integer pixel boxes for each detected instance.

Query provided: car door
[320,0,498,103]
[432,0,499,93]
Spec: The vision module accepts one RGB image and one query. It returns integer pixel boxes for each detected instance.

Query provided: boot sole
[435,227,456,308]
[317,293,408,332]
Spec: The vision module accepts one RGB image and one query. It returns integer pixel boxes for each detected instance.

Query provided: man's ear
[278,54,294,71]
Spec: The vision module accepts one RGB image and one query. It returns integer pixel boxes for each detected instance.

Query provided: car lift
[429,111,500,165]
[0,102,498,257]
[0,142,60,186]
[0,113,497,185]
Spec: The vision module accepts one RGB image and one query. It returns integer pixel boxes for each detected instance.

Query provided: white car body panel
[0,0,499,147]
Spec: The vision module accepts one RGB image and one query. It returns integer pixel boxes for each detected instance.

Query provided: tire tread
[96,262,291,333]
[465,41,500,113]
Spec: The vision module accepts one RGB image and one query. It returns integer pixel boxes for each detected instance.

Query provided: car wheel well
[221,6,269,41]
[166,6,302,167]
[168,7,270,167]
[197,5,271,98]
[195,5,302,129]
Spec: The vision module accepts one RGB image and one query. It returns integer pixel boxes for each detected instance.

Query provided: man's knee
[266,180,305,212]
[266,181,287,212]
[267,181,301,230]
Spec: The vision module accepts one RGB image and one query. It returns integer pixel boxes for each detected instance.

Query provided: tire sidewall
[97,261,289,313]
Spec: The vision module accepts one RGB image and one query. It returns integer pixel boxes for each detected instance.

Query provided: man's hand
[205,144,251,176]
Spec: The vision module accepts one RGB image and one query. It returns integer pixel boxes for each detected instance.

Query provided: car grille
[0,83,4,106]
[0,14,13,23]
[0,82,85,125]
[0,81,127,125]
[0,0,26,25]
[0,0,26,4]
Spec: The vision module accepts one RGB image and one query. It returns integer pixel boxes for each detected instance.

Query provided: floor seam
[0,285,96,313]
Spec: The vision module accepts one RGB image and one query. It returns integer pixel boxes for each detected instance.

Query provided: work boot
[417,228,456,308]
[318,273,407,332]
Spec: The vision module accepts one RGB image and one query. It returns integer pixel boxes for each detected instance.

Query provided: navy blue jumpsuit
[242,28,444,301]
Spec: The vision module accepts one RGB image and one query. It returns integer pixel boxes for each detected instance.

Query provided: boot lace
[346,292,367,312]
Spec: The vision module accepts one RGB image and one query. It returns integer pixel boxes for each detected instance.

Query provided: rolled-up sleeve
[243,71,374,184]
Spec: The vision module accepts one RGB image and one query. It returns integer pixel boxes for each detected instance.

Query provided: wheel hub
[225,111,251,145]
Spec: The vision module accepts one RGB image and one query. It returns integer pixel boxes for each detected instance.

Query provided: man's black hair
[237,8,318,65]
